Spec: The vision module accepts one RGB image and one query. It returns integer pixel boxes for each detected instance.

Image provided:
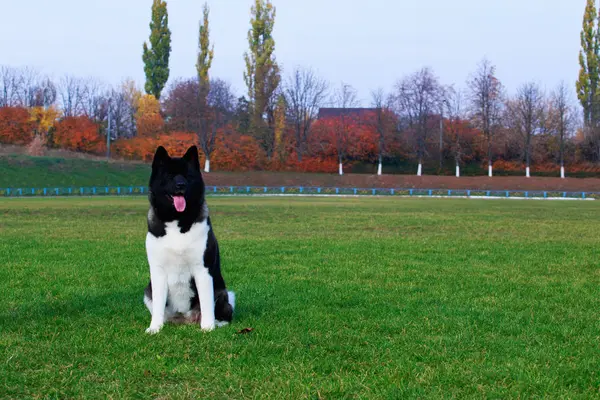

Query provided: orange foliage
[0,107,34,145]
[445,119,486,163]
[136,94,164,137]
[53,116,106,154]
[113,132,197,162]
[212,133,264,171]
[309,115,378,162]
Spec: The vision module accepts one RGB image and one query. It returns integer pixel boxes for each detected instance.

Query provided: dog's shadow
[1,287,264,332]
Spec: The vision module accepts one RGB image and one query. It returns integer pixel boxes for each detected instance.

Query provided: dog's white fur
[144,218,234,334]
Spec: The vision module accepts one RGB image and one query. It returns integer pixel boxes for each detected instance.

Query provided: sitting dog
[143,145,234,334]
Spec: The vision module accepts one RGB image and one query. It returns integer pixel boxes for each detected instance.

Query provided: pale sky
[0,0,586,105]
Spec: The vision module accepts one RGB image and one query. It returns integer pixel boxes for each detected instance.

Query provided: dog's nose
[175,176,187,192]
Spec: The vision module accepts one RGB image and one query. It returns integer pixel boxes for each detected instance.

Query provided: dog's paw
[215,320,229,328]
[200,321,215,332]
[145,325,162,335]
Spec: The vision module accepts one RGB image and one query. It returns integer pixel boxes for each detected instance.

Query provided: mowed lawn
[1,197,600,399]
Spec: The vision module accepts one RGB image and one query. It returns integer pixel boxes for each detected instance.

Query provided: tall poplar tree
[142,0,172,100]
[243,0,281,157]
[196,2,215,172]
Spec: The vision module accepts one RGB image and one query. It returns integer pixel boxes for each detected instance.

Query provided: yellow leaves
[122,79,142,112]
[135,94,164,137]
[29,106,61,135]
[136,94,160,117]
[274,95,286,160]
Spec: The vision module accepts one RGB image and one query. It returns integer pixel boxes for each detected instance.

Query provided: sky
[0,0,587,105]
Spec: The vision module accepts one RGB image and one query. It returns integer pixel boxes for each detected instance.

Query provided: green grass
[1,197,600,399]
[0,154,150,187]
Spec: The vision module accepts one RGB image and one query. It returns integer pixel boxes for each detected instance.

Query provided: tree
[468,58,504,176]
[370,88,395,175]
[576,0,600,127]
[511,82,545,177]
[0,66,19,107]
[80,79,107,123]
[243,0,281,157]
[273,94,287,162]
[551,82,576,178]
[143,0,172,99]
[196,2,214,172]
[121,79,142,137]
[0,106,34,144]
[444,87,467,177]
[53,116,105,153]
[234,96,251,134]
[163,78,201,132]
[136,94,163,137]
[284,67,329,161]
[330,82,360,175]
[394,67,443,176]
[14,67,40,108]
[58,75,86,117]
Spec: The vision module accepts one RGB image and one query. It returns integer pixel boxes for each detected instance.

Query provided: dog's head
[149,145,205,217]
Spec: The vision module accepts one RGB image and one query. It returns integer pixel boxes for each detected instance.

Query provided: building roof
[317,108,378,119]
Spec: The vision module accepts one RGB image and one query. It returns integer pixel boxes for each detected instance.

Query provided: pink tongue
[173,196,186,212]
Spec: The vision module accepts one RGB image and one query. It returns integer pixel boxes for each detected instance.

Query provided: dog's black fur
[144,145,233,323]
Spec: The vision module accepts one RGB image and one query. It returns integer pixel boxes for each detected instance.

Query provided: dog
[143,145,235,334]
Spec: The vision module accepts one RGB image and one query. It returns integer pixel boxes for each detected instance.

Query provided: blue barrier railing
[0,186,598,199]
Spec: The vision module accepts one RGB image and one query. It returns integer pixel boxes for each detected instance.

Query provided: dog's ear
[183,145,200,172]
[152,146,170,169]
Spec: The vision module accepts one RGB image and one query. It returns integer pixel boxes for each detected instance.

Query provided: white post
[456,165,460,178]
[339,163,343,176]
[377,162,382,176]
[526,166,530,178]
[204,159,210,173]
[417,163,422,177]
[561,166,565,179]
[488,164,493,177]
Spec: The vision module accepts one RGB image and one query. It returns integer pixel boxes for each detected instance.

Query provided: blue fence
[0,186,598,200]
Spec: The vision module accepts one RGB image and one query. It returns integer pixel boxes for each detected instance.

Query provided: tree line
[1,0,600,177]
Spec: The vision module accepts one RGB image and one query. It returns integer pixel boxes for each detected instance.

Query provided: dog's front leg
[193,266,215,331]
[146,267,168,334]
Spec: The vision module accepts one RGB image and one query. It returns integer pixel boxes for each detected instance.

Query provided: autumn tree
[121,79,142,136]
[330,83,360,175]
[273,94,287,162]
[136,94,163,136]
[443,87,467,177]
[370,88,395,175]
[80,79,107,123]
[54,116,104,153]
[243,0,281,157]
[284,67,329,161]
[0,66,19,107]
[143,0,171,99]
[510,82,545,177]
[577,0,600,128]
[196,2,215,172]
[234,96,251,134]
[468,58,504,176]
[0,106,34,144]
[551,82,576,178]
[14,67,40,108]
[58,75,86,117]
[107,84,138,140]
[394,68,443,176]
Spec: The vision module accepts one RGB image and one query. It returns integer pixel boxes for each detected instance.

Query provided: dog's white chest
[146,220,210,312]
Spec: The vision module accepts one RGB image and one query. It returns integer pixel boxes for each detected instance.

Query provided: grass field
[1,197,600,398]
[0,154,150,188]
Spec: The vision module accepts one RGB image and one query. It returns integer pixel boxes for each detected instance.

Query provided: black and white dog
[143,145,234,334]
